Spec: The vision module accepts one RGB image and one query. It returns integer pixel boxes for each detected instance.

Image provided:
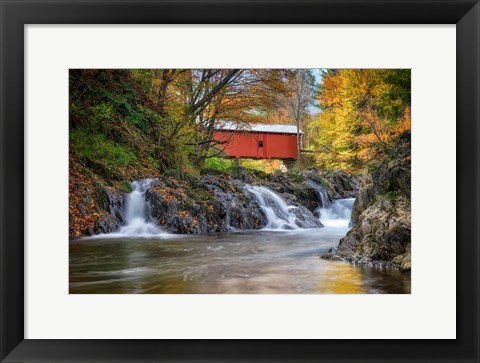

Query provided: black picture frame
[1,0,479,362]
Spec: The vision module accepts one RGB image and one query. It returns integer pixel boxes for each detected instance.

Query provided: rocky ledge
[322,131,411,272]
[72,167,359,238]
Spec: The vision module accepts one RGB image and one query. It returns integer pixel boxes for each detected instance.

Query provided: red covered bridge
[213,122,303,160]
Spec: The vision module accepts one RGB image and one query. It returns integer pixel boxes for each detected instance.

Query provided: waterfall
[305,179,330,208]
[118,179,165,236]
[305,179,354,228]
[317,198,355,228]
[244,185,299,230]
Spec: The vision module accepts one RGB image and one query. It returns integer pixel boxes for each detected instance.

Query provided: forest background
[69,68,411,179]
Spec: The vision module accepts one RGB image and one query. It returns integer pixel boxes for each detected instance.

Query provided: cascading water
[244,185,299,230]
[318,198,355,228]
[118,179,165,236]
[305,179,331,208]
[306,179,354,228]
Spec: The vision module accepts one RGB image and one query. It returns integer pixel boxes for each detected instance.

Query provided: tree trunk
[296,118,302,168]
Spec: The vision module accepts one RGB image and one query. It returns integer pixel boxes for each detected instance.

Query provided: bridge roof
[215,121,303,135]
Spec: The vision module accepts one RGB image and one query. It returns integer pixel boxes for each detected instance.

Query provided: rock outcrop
[262,168,359,210]
[69,157,127,238]
[93,187,125,234]
[323,131,411,271]
[144,170,331,233]
[145,173,266,234]
[70,167,359,238]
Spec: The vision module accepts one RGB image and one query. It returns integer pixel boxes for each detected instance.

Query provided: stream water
[69,181,411,294]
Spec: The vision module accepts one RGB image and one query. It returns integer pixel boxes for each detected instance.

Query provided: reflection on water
[316,261,365,294]
[70,229,410,294]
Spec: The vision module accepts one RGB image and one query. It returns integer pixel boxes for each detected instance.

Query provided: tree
[284,69,316,166]
[183,69,292,168]
[311,69,411,170]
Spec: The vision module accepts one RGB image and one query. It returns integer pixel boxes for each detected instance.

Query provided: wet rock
[94,213,121,234]
[315,170,360,200]
[350,189,369,226]
[265,169,359,212]
[78,163,358,238]
[96,186,125,224]
[322,131,411,271]
[230,167,254,183]
[145,175,267,234]
[76,203,88,216]
[290,205,324,228]
[401,244,411,272]
[143,169,333,234]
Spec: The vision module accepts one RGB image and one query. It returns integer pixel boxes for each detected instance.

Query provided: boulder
[322,131,411,271]
[96,186,125,225]
[94,213,121,234]
[145,175,267,233]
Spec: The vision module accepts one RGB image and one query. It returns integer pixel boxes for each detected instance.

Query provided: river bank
[322,132,412,272]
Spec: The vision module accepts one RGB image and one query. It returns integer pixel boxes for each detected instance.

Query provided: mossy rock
[121,181,132,193]
[200,168,228,177]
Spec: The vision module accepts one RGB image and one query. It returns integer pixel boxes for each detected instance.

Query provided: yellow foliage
[309,69,411,171]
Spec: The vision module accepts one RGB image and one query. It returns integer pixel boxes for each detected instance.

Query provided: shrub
[70,128,137,171]
[89,103,114,132]
[204,157,233,172]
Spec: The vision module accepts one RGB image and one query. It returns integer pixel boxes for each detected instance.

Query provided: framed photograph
[1,0,479,362]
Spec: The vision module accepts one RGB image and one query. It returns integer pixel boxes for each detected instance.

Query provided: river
[69,179,410,294]
[69,189,410,294]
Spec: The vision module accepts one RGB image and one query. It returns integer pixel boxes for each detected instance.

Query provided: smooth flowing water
[244,185,300,229]
[70,184,410,294]
[70,229,410,294]
[318,198,355,228]
[305,179,331,208]
[104,179,168,237]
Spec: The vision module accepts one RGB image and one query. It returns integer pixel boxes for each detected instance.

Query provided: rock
[401,245,411,272]
[75,163,358,238]
[290,205,324,228]
[94,213,121,234]
[230,167,254,183]
[317,170,360,200]
[391,255,404,265]
[145,175,267,233]
[322,131,411,270]
[350,188,369,226]
[265,169,359,212]
[143,169,332,234]
[76,203,88,216]
[96,186,125,225]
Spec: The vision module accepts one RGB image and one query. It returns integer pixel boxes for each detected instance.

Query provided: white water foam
[318,198,355,228]
[116,179,168,236]
[90,179,169,238]
[306,179,355,228]
[244,185,299,230]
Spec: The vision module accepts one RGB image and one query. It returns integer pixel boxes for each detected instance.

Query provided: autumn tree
[310,69,411,170]
[283,69,316,166]
[129,69,246,170]
[183,69,292,168]
[181,69,243,168]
